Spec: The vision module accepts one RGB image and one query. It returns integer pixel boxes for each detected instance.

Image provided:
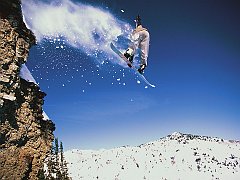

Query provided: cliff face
[0,0,55,179]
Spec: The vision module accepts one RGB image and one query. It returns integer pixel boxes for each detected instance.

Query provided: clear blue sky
[25,0,240,150]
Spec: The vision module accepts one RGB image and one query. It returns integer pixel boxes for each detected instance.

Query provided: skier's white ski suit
[128,25,150,66]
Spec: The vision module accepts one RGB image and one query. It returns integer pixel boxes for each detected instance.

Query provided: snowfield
[65,132,240,180]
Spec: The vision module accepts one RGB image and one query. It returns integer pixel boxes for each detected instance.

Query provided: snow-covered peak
[168,131,183,139]
[172,131,183,136]
[65,133,240,180]
[164,132,224,144]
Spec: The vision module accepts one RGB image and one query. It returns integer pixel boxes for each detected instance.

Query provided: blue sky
[24,0,240,150]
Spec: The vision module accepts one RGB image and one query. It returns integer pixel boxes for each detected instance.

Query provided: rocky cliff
[0,0,55,179]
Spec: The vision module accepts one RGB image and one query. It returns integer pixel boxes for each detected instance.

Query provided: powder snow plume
[22,0,133,62]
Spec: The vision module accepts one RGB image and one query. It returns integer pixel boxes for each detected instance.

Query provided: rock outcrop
[0,0,55,179]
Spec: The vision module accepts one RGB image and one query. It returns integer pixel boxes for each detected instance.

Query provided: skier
[124,15,150,74]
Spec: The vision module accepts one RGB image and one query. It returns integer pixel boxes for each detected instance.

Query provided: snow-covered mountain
[64,132,240,180]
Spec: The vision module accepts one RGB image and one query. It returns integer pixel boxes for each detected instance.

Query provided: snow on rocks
[65,133,240,180]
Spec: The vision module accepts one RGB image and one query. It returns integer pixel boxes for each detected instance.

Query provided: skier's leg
[138,30,150,74]
[139,30,150,66]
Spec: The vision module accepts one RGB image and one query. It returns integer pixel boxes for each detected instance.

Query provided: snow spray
[22,0,133,61]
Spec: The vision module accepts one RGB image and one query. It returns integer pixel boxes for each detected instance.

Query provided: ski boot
[124,48,134,67]
[138,64,146,74]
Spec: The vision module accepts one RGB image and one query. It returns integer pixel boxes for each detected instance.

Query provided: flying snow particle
[137,80,141,84]
[21,0,135,89]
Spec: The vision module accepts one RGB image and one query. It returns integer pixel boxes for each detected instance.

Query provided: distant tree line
[38,138,71,180]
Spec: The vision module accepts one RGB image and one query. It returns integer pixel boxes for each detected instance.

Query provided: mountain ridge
[65,132,240,180]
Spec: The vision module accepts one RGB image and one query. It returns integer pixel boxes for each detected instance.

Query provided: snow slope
[65,132,240,180]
